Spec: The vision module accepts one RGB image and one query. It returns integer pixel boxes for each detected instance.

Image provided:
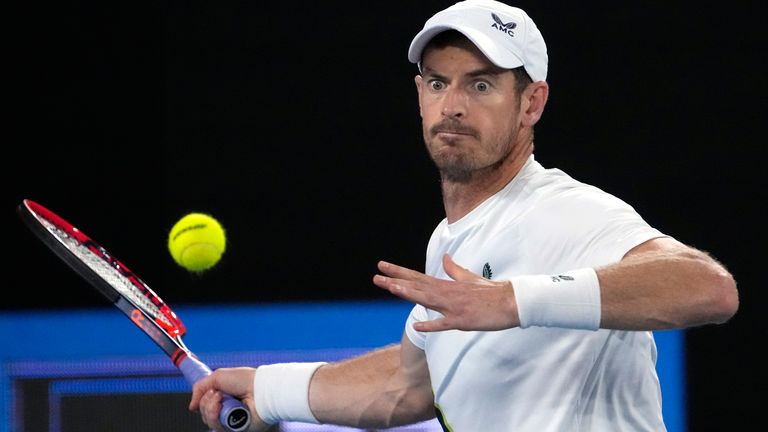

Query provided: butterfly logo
[491,13,517,36]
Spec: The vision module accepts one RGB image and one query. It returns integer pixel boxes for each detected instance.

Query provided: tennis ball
[168,213,226,272]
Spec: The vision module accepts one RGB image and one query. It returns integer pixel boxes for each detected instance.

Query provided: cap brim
[408,24,525,70]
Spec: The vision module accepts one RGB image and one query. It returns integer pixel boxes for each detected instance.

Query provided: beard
[433,151,477,183]
[424,119,510,184]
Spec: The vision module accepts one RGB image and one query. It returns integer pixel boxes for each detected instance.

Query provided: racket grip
[179,354,252,432]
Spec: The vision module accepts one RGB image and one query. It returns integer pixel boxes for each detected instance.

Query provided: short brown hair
[422,30,532,95]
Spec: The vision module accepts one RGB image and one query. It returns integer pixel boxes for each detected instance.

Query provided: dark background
[7,1,765,430]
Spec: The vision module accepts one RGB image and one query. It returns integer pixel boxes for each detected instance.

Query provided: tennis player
[190,1,738,430]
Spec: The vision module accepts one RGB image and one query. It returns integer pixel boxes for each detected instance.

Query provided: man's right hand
[189,367,271,432]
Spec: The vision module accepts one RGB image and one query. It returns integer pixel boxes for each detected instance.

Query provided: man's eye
[474,81,489,92]
[429,81,445,90]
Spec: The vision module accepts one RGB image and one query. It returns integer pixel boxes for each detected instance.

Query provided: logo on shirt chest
[482,262,493,279]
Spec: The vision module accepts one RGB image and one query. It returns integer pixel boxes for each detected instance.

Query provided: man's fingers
[442,254,481,283]
[412,317,451,332]
[374,274,417,299]
[374,274,439,308]
[377,260,430,281]
[198,389,224,431]
[189,375,213,411]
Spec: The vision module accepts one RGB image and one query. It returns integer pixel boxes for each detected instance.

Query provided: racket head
[18,199,252,431]
[17,199,186,338]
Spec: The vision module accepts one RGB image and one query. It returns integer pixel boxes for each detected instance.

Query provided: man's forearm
[309,342,435,428]
[598,238,738,330]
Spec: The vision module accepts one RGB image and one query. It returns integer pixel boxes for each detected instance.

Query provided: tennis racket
[17,199,251,432]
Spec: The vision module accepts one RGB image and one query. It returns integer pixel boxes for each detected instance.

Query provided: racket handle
[179,354,252,432]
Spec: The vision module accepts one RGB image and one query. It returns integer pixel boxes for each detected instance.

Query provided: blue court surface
[0,300,685,432]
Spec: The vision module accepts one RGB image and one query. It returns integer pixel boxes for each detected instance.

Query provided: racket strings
[40,218,174,329]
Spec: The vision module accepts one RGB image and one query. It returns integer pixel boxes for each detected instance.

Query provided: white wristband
[253,362,327,424]
[511,268,601,330]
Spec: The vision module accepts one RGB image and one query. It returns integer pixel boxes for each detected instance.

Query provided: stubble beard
[433,146,476,183]
[424,125,513,184]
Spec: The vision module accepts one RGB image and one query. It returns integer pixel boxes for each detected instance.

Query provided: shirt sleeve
[527,185,669,268]
[404,304,429,350]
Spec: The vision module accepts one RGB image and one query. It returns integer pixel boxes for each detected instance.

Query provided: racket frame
[17,199,250,432]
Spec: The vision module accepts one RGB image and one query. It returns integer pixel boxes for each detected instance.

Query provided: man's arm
[189,333,434,431]
[374,237,738,332]
[310,334,435,427]
[597,236,737,329]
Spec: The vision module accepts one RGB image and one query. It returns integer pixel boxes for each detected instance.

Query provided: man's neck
[441,146,533,224]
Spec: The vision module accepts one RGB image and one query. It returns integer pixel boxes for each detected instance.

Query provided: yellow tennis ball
[168,213,226,272]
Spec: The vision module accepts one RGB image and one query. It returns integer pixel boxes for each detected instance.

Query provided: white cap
[408,0,548,82]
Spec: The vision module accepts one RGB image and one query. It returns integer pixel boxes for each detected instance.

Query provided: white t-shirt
[405,156,668,431]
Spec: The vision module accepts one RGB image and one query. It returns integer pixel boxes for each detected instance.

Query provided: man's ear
[521,81,549,127]
[414,75,425,117]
